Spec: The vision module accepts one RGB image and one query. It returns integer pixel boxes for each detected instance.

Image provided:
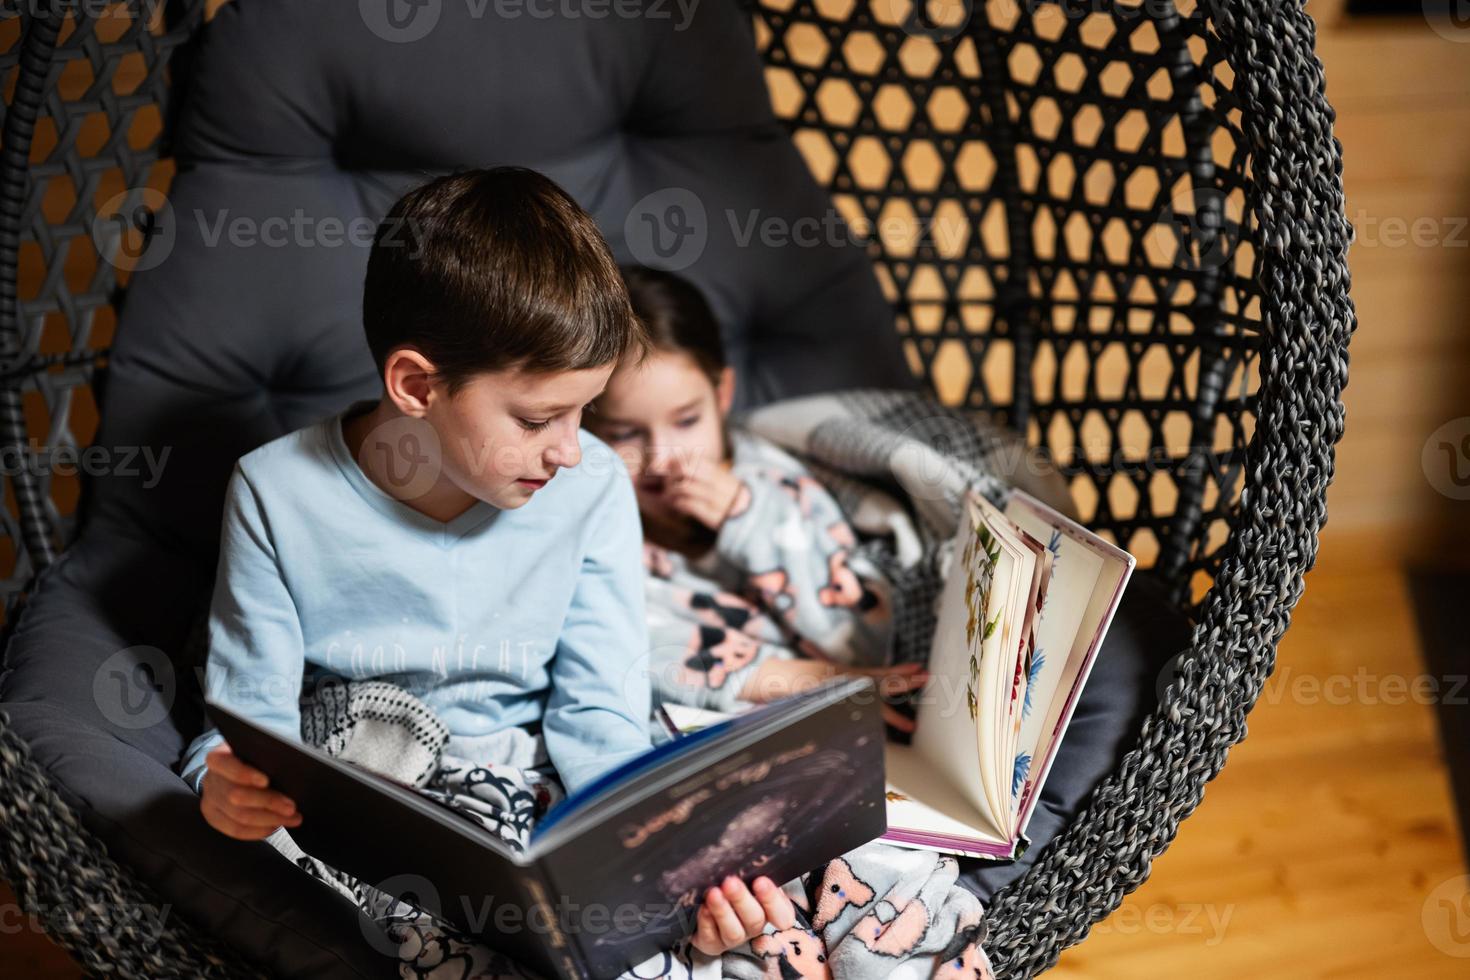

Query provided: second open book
[660,487,1134,860]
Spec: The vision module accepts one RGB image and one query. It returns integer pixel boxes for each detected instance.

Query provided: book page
[1003,490,1135,826]
[911,505,997,824]
[882,742,1011,857]
[970,493,1052,814]
[974,525,1018,826]
[967,492,1042,836]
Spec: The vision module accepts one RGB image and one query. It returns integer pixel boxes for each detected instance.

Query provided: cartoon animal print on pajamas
[749,568,798,616]
[811,857,876,931]
[932,922,993,980]
[850,895,933,957]
[751,925,832,980]
[679,625,761,690]
[687,587,777,636]
[816,550,887,622]
[771,473,824,518]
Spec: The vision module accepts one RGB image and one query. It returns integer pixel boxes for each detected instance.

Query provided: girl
[583,266,928,731]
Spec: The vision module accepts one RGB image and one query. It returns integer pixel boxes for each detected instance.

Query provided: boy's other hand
[200,742,301,840]
[692,875,795,956]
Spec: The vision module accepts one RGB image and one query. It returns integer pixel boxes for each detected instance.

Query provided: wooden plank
[1048,564,1466,978]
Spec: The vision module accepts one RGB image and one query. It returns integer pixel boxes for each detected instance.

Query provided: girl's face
[586,349,735,527]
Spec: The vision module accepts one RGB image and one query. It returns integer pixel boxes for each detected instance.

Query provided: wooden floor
[1049,555,1469,978]
[1,556,1465,977]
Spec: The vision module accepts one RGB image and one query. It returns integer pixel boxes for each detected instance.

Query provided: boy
[179,165,663,808]
[177,168,791,957]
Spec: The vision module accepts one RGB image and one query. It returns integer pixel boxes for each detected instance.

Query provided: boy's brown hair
[363,167,649,396]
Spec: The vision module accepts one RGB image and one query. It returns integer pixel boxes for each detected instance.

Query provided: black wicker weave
[0,0,1354,976]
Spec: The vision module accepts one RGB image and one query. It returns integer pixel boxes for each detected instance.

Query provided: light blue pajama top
[178,399,654,796]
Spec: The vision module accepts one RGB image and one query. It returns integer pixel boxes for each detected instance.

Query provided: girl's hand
[200,742,302,841]
[739,658,929,733]
[692,875,795,956]
[664,462,746,532]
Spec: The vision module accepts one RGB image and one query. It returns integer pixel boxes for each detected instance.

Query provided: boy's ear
[384,347,438,417]
[716,366,736,416]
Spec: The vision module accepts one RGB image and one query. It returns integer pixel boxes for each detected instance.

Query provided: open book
[206,675,886,980]
[661,487,1134,861]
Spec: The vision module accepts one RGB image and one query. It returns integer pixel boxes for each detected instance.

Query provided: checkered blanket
[739,388,1072,668]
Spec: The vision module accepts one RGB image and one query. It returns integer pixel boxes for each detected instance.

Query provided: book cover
[207,674,887,979]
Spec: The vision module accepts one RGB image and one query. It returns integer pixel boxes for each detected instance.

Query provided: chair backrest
[750,0,1282,612]
[1,0,918,609]
[2,0,1337,622]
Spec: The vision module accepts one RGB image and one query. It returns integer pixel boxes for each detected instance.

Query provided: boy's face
[584,350,733,527]
[426,362,615,509]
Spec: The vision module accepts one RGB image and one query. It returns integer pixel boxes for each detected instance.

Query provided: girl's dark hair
[618,265,726,383]
[363,167,649,395]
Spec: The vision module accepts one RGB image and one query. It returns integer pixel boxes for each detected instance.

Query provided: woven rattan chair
[0,0,1354,976]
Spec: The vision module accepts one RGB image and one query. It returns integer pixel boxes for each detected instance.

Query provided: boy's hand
[741,658,928,733]
[664,462,746,532]
[692,875,795,956]
[199,742,301,841]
